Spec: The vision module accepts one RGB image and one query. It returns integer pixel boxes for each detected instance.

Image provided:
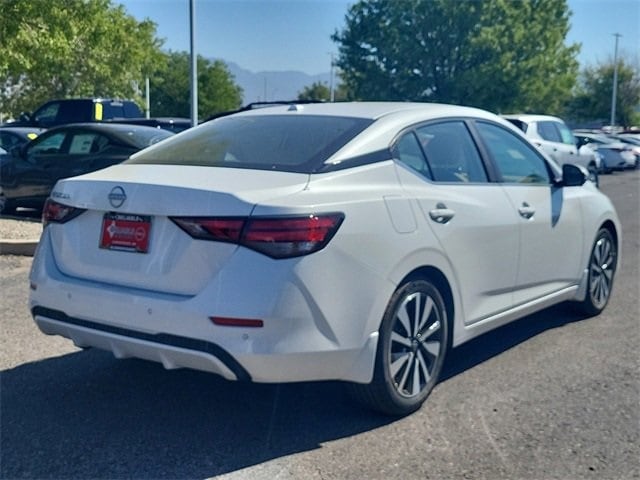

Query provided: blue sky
[117,0,639,75]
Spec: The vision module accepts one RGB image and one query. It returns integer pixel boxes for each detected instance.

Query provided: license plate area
[100,213,151,253]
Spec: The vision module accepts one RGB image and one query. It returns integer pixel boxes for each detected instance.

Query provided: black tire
[349,279,449,416]
[576,228,617,316]
[0,192,15,215]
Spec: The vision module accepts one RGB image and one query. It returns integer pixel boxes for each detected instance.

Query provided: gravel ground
[0,218,43,240]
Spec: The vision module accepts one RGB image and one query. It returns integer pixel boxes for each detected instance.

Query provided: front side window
[128,115,372,174]
[34,103,60,126]
[477,122,551,184]
[556,122,576,146]
[27,132,67,159]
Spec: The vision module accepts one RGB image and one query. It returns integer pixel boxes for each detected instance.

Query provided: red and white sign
[100,213,151,253]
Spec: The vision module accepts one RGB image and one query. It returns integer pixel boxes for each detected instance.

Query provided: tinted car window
[27,132,67,157]
[128,115,372,173]
[537,121,562,142]
[34,102,60,126]
[477,122,550,184]
[415,121,488,183]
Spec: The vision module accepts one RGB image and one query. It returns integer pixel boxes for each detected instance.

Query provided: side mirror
[18,111,32,122]
[561,163,587,187]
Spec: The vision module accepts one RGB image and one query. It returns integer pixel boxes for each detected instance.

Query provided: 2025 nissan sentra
[29,102,620,415]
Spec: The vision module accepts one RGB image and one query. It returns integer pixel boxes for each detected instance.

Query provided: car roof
[501,114,566,123]
[228,101,501,122]
[0,126,46,134]
[44,122,168,134]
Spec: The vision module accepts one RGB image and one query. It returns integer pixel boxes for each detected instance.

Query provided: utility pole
[329,53,335,102]
[189,0,198,127]
[610,33,621,128]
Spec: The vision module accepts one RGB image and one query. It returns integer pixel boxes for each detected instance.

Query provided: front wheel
[349,279,449,416]
[576,228,617,316]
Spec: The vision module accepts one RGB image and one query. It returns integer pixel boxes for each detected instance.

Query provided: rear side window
[537,121,562,142]
[128,115,372,173]
[416,121,488,183]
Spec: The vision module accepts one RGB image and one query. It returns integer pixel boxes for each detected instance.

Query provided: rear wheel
[349,279,449,416]
[577,228,617,316]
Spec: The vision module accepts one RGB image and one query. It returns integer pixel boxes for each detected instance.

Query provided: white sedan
[29,102,620,415]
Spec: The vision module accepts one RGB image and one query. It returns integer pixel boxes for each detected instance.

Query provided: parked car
[573,132,637,171]
[108,117,192,133]
[0,126,45,151]
[0,123,173,213]
[501,114,600,173]
[3,98,144,129]
[609,134,640,168]
[30,102,619,416]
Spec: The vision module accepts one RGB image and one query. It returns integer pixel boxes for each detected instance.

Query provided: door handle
[429,203,455,224]
[518,202,535,219]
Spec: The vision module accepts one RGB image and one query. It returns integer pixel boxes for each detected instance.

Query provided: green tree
[332,0,579,114]
[566,58,640,127]
[150,51,242,119]
[0,0,164,118]
[297,81,351,102]
[298,81,331,101]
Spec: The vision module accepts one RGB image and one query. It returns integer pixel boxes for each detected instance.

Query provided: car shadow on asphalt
[0,303,590,479]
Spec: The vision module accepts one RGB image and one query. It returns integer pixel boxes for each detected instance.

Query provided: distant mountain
[215,59,332,104]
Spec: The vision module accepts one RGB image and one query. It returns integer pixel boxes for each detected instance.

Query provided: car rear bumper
[29,230,386,384]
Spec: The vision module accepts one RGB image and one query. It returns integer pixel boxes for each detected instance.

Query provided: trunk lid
[48,164,309,295]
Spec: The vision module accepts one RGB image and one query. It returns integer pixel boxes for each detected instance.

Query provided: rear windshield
[127,114,372,173]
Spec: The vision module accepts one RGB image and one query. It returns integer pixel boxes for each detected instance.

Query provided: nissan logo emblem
[108,186,127,209]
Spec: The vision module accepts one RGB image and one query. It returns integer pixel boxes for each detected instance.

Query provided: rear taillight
[42,199,86,227]
[171,213,344,259]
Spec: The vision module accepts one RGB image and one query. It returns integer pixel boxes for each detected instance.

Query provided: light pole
[189,0,198,127]
[610,33,621,128]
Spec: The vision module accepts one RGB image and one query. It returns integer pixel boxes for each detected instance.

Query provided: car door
[392,120,520,325]
[8,130,70,203]
[535,120,578,166]
[475,121,584,305]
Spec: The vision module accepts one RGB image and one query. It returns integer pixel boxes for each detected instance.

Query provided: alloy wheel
[388,290,444,398]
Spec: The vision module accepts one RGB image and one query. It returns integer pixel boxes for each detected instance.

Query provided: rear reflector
[210,316,264,328]
[172,213,344,258]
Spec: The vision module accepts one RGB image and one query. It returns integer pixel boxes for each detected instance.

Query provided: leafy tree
[298,81,350,102]
[332,0,579,114]
[298,82,332,101]
[0,0,164,118]
[565,58,640,127]
[150,51,243,119]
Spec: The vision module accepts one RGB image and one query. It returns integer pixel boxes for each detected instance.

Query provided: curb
[0,239,39,256]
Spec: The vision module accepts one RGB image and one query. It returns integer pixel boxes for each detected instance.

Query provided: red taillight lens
[171,217,244,242]
[243,215,343,258]
[171,213,344,259]
[42,199,86,227]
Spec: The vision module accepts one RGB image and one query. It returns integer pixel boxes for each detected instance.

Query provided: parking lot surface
[1,170,638,480]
